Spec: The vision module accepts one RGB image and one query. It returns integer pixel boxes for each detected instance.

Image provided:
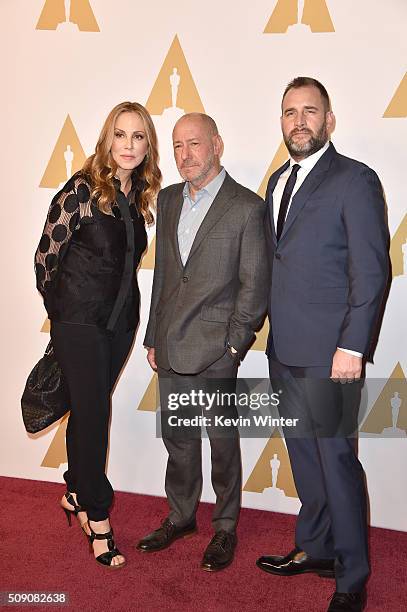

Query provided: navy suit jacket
[265,142,389,367]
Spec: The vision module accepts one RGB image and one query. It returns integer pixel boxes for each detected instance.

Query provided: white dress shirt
[272,141,329,229]
[272,141,362,359]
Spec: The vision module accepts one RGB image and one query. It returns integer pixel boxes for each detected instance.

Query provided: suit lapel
[186,173,238,263]
[267,160,290,245]
[167,183,185,270]
[279,143,336,242]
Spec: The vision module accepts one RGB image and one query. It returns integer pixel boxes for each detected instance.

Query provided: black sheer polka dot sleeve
[34,173,91,302]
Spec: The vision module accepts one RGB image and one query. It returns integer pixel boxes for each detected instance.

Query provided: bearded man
[256,77,389,612]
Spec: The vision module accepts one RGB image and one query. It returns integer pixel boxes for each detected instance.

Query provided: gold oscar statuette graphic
[138,373,160,412]
[250,141,289,352]
[264,0,334,34]
[142,34,206,264]
[40,115,86,189]
[244,430,298,497]
[39,114,86,329]
[145,35,205,116]
[41,318,51,333]
[251,318,270,352]
[257,141,289,199]
[141,237,156,270]
[390,214,407,278]
[36,0,99,32]
[41,414,69,468]
[383,73,407,118]
[361,364,407,435]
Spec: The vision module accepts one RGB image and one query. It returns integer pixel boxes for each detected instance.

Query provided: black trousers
[51,315,134,521]
[158,349,242,533]
[269,354,369,593]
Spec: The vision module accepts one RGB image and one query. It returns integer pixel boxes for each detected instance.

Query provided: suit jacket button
[275,253,281,260]
[182,276,188,282]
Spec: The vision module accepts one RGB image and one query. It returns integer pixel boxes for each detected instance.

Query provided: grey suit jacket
[144,172,269,374]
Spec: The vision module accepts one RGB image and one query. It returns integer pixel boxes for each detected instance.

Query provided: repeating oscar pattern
[32,4,407,523]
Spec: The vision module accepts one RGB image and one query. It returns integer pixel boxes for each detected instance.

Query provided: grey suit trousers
[158,349,241,533]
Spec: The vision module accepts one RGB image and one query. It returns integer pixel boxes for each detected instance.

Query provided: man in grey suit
[256,78,389,612]
[137,113,268,570]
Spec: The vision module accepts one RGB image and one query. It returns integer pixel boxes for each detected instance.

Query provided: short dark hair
[282,77,331,111]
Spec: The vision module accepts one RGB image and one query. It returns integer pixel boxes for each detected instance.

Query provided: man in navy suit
[256,77,389,612]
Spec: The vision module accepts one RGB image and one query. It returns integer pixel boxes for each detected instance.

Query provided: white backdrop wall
[1,0,406,531]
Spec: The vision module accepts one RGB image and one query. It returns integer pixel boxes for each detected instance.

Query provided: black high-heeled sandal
[60,492,89,536]
[88,523,126,569]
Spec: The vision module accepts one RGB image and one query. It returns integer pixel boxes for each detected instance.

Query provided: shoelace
[328,592,359,604]
[160,519,174,535]
[207,532,229,552]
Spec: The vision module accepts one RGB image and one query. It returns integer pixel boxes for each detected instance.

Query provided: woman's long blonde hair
[82,102,161,224]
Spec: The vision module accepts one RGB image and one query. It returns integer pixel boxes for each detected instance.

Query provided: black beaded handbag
[21,341,69,433]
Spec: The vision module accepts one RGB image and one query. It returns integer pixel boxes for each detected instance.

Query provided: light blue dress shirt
[177,167,226,266]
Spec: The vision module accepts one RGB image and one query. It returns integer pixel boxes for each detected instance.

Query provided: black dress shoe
[201,530,237,571]
[256,547,335,578]
[136,517,197,552]
[327,591,366,611]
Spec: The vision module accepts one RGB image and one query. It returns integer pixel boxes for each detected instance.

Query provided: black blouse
[35,171,147,331]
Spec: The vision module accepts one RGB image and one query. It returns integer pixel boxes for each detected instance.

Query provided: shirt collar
[113,170,142,204]
[113,170,141,191]
[183,167,226,200]
[289,140,330,171]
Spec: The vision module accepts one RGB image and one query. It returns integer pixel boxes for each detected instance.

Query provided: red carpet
[1,476,406,611]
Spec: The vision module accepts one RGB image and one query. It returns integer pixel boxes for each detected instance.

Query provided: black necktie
[276,163,301,241]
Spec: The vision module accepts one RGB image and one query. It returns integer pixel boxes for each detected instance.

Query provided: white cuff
[337,347,363,358]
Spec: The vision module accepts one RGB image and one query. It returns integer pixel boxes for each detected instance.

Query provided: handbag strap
[45,340,54,356]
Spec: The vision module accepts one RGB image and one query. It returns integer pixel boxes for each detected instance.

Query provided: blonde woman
[35,102,161,568]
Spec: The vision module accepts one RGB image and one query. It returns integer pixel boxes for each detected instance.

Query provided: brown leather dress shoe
[256,547,335,577]
[327,591,366,611]
[201,530,237,572]
[136,518,197,552]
